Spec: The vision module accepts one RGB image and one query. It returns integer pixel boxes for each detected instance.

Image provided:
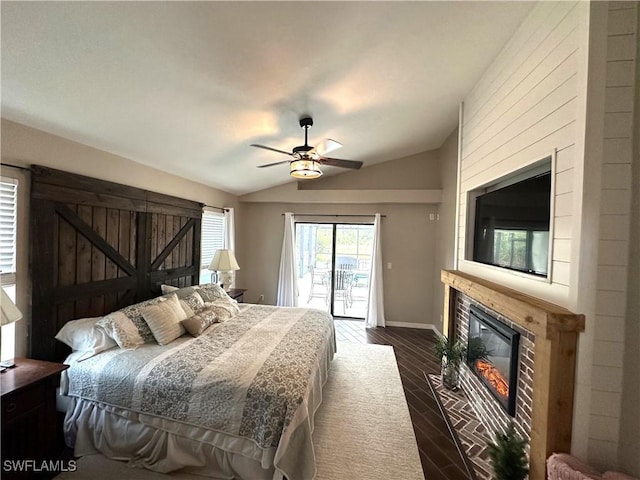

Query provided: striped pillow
[141,294,189,345]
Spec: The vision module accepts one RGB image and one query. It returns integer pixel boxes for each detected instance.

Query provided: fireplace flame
[475,359,509,398]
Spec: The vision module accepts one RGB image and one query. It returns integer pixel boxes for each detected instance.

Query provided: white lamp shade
[1,288,23,326]
[209,249,240,271]
[290,159,322,179]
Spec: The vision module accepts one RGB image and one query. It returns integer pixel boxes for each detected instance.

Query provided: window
[1,177,18,359]
[200,209,225,283]
[0,178,18,287]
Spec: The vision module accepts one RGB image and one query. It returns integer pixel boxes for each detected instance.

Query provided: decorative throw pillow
[55,317,117,361]
[181,306,218,337]
[97,312,145,350]
[140,294,189,345]
[179,291,205,317]
[546,453,603,480]
[195,283,234,303]
[204,299,241,322]
[117,296,165,343]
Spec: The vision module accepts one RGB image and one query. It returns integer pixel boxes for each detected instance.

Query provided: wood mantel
[441,269,585,480]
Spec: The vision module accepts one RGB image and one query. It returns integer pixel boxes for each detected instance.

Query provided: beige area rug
[56,343,424,480]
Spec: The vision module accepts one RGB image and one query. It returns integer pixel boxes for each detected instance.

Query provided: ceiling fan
[251,116,363,179]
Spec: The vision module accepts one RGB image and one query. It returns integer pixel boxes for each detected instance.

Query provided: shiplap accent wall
[589,1,637,469]
[456,0,637,472]
[457,1,585,306]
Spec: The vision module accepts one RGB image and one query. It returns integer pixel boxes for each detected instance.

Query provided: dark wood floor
[334,319,471,480]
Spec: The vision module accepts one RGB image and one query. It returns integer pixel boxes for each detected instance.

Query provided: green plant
[434,336,466,366]
[487,422,529,480]
[434,336,466,389]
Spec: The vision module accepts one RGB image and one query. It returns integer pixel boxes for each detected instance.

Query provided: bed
[60,285,336,480]
[29,167,335,480]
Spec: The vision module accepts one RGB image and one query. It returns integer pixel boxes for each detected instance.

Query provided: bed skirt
[65,397,278,479]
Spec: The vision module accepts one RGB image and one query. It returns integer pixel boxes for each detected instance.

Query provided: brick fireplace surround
[455,293,535,446]
[441,270,585,480]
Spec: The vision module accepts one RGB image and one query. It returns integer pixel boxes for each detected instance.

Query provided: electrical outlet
[258,294,265,303]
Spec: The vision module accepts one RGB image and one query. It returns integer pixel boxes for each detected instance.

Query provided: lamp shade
[290,159,322,179]
[209,249,240,272]
[1,289,23,326]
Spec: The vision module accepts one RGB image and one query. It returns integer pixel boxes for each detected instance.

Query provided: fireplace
[443,270,585,479]
[467,305,520,416]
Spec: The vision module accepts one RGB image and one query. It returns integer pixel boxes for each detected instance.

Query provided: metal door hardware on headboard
[30,166,203,361]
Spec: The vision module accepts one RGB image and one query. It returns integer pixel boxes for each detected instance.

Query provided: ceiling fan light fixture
[253,116,360,175]
[290,159,322,179]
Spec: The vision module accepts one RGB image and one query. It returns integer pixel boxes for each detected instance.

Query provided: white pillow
[141,293,189,345]
[161,284,179,294]
[97,311,145,349]
[55,317,117,361]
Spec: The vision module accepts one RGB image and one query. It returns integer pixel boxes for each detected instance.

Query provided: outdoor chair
[332,269,354,314]
[307,266,329,303]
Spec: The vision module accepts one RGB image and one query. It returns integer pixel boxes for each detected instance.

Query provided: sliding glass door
[296,223,373,319]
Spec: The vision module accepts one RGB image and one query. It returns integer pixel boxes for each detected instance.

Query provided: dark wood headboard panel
[30,166,203,361]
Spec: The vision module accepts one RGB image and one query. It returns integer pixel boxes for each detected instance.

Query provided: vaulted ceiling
[1,1,533,195]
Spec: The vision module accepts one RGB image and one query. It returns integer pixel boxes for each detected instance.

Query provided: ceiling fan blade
[319,157,363,170]
[257,160,291,168]
[308,138,342,157]
[250,144,292,156]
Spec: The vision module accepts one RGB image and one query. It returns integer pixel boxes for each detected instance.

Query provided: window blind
[201,210,225,269]
[0,178,18,286]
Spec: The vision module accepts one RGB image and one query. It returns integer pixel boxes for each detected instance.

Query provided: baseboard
[385,321,438,331]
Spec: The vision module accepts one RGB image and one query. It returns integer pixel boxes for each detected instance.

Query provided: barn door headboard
[30,166,203,361]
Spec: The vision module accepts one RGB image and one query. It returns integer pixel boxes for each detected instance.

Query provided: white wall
[619,3,640,467]
[593,1,638,471]
[456,1,638,474]
[457,1,586,306]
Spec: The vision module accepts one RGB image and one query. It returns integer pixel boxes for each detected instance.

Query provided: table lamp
[1,288,23,370]
[209,249,240,292]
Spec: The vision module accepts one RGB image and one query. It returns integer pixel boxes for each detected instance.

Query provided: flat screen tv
[472,169,551,277]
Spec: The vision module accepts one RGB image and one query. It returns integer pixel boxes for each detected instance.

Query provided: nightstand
[227,288,246,303]
[1,358,69,469]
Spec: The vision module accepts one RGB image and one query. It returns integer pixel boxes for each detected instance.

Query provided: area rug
[56,343,424,480]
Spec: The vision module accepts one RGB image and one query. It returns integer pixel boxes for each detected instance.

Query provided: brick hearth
[427,373,494,480]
